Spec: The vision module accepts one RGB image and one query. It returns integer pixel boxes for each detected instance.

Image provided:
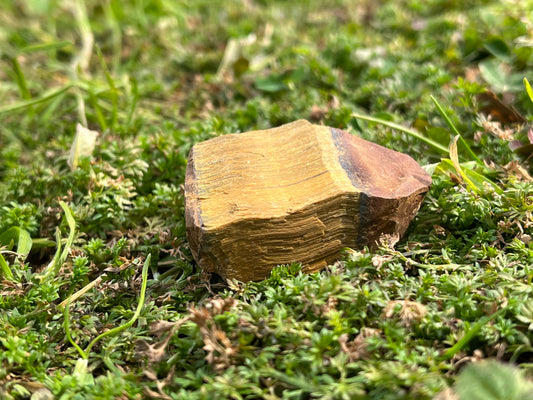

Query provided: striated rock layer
[185,120,431,282]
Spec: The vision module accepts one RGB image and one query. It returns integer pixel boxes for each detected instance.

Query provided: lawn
[1,0,533,399]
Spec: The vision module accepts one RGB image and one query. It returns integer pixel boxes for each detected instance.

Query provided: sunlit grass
[1,0,533,398]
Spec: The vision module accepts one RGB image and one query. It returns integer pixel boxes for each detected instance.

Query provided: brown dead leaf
[320,296,339,316]
[136,319,189,363]
[480,116,516,141]
[103,256,135,273]
[477,90,527,124]
[434,388,459,400]
[144,387,173,400]
[0,280,24,297]
[309,95,339,122]
[519,234,531,244]
[309,105,327,122]
[149,320,182,337]
[143,365,175,400]
[433,225,447,236]
[378,233,400,249]
[189,297,238,372]
[136,337,173,364]
[371,254,393,269]
[450,349,484,373]
[503,161,533,181]
[383,300,427,326]
[338,328,381,361]
[203,296,236,315]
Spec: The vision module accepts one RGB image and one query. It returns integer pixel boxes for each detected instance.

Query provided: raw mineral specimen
[185,120,431,282]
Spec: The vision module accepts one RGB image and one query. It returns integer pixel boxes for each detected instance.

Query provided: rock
[185,120,431,282]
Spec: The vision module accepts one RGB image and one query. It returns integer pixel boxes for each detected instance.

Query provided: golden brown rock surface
[185,120,431,282]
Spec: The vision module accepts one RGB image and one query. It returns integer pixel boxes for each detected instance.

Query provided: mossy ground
[1,1,533,399]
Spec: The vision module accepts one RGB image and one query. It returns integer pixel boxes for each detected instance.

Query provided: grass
[1,0,533,398]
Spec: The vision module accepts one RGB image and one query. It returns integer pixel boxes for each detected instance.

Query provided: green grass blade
[441,307,508,360]
[39,229,62,283]
[430,95,483,165]
[0,228,18,249]
[10,57,31,100]
[0,84,74,114]
[84,254,151,358]
[0,253,14,281]
[88,87,108,131]
[20,40,71,53]
[95,45,119,129]
[351,112,449,154]
[103,0,122,73]
[59,201,77,263]
[436,159,503,195]
[63,293,88,359]
[126,77,139,129]
[525,78,533,103]
[41,91,68,124]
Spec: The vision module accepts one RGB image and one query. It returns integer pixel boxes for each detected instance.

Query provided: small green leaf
[0,227,33,260]
[479,60,523,92]
[287,67,306,83]
[484,37,512,62]
[31,238,57,248]
[525,77,533,103]
[0,253,14,281]
[455,360,533,400]
[479,60,506,92]
[16,229,32,259]
[255,75,287,93]
[233,57,250,77]
[426,127,451,146]
[19,40,72,53]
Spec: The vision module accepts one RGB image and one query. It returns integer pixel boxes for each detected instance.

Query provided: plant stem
[83,254,151,358]
[351,112,449,154]
[64,295,88,359]
[441,307,508,361]
[58,276,103,309]
[430,95,483,165]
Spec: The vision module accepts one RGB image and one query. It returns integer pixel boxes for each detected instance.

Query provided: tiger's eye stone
[185,120,431,282]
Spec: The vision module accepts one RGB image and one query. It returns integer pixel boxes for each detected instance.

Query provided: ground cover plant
[1,0,533,398]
